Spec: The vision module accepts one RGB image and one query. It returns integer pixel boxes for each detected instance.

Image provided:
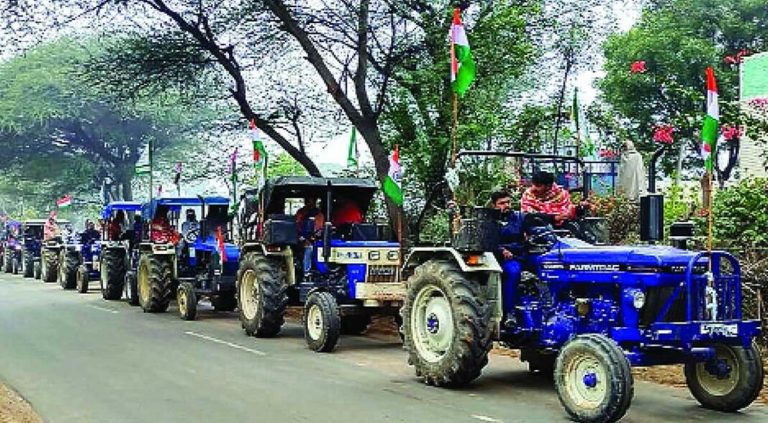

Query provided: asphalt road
[0,272,766,423]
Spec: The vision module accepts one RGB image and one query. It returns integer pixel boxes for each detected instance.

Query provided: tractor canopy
[142,196,230,220]
[101,201,142,220]
[250,176,379,216]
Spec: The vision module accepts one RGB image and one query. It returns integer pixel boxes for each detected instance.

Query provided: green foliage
[590,194,640,244]
[662,181,699,229]
[419,211,450,245]
[600,0,768,170]
[712,178,768,248]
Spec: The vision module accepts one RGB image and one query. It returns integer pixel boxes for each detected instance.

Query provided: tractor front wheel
[303,291,340,353]
[177,282,197,321]
[401,260,492,387]
[237,253,287,337]
[684,342,764,412]
[40,248,58,282]
[59,251,78,290]
[100,249,126,300]
[76,265,89,293]
[23,251,35,278]
[124,271,139,306]
[137,254,173,313]
[554,334,634,423]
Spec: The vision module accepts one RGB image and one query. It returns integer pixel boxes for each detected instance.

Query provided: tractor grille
[366,265,399,283]
[640,275,740,325]
[640,286,687,325]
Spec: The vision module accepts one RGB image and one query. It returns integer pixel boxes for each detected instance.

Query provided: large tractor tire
[237,252,287,337]
[554,334,634,423]
[303,291,341,352]
[100,249,126,300]
[40,248,59,282]
[124,271,139,306]
[3,252,12,273]
[22,251,35,278]
[211,293,237,312]
[684,342,764,412]
[137,254,174,313]
[58,251,78,290]
[401,260,492,387]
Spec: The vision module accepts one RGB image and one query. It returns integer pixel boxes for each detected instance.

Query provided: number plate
[701,323,738,337]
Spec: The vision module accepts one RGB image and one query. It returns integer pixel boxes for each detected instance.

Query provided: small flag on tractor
[701,67,719,172]
[56,195,72,208]
[382,146,403,206]
[449,7,476,97]
[250,119,268,189]
[216,226,228,262]
[347,127,359,170]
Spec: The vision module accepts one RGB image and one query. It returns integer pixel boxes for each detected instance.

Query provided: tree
[600,0,768,178]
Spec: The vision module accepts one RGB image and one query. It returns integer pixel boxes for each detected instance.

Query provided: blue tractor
[1,220,22,274]
[138,197,239,320]
[400,151,764,423]
[98,201,143,301]
[58,223,103,293]
[236,177,405,352]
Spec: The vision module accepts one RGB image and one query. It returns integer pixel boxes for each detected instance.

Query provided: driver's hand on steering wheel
[502,248,514,261]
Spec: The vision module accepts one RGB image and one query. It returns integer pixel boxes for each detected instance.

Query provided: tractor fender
[403,247,502,274]
[241,243,295,287]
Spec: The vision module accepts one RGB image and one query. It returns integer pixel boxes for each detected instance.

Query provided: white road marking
[184,331,266,356]
[88,305,118,314]
[471,415,502,423]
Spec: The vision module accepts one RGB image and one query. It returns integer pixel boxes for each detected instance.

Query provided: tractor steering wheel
[184,228,200,243]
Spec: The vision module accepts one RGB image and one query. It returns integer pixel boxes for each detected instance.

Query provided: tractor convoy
[1,150,764,423]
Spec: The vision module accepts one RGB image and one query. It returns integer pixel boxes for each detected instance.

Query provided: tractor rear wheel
[59,251,78,290]
[554,334,634,423]
[303,291,340,352]
[237,252,287,337]
[40,248,58,282]
[100,249,126,300]
[137,254,173,313]
[684,342,764,412]
[340,315,371,335]
[177,282,197,321]
[23,251,35,278]
[211,293,237,312]
[124,271,139,306]
[76,265,89,293]
[3,252,12,273]
[401,260,492,387]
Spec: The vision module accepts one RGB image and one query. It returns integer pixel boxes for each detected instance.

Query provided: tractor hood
[539,239,704,271]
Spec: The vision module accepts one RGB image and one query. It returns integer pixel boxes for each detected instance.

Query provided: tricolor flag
[250,119,267,168]
[56,195,72,208]
[701,67,719,172]
[347,127,359,170]
[382,146,403,206]
[216,226,228,262]
[449,7,476,97]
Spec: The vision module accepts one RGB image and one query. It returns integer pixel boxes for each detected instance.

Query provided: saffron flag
[382,146,403,206]
[701,67,719,172]
[449,8,476,97]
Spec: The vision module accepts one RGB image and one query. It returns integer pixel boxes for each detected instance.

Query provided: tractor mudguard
[404,247,502,274]
[241,243,295,287]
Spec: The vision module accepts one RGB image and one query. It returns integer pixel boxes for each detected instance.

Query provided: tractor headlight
[632,291,646,309]
[387,250,399,261]
[368,251,381,261]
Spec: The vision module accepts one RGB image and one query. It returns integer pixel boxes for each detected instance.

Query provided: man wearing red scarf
[520,171,577,225]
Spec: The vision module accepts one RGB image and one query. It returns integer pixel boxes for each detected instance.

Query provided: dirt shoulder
[0,381,41,423]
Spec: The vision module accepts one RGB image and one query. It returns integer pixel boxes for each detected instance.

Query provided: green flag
[701,67,719,172]
[450,8,476,97]
[347,127,359,169]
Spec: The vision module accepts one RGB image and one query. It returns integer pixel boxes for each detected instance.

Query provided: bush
[712,178,768,248]
[590,193,640,244]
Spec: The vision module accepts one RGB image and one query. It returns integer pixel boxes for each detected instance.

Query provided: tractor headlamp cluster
[368,251,381,261]
[387,250,399,261]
